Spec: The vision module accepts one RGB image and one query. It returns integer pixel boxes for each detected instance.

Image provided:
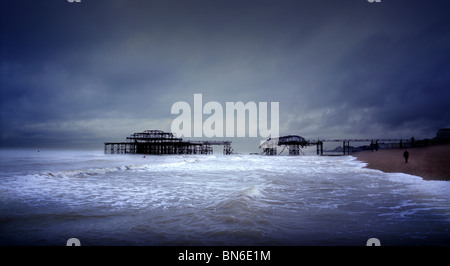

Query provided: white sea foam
[0,149,449,245]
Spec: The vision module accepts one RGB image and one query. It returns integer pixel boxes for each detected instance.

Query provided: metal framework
[260,135,411,156]
[259,135,309,155]
[105,130,233,155]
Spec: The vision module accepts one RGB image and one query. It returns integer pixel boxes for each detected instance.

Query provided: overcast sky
[1,0,449,152]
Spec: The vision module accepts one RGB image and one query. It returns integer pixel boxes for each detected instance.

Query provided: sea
[0,149,449,246]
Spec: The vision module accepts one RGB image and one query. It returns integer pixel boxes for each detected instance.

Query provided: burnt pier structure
[105,130,233,155]
[260,135,410,156]
[260,135,309,155]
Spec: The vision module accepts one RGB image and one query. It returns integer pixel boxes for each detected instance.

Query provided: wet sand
[353,143,450,181]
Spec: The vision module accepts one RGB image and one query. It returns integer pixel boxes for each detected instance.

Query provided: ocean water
[0,149,449,246]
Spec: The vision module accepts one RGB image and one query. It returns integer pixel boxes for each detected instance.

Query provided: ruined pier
[260,135,411,156]
[105,130,233,155]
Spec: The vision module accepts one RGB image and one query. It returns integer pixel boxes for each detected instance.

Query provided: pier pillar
[289,145,300,155]
[263,147,277,155]
[316,141,323,156]
[224,144,233,155]
[320,141,323,155]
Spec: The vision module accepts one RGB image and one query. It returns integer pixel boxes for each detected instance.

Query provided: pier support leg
[320,141,323,156]
[224,144,233,155]
[289,145,299,155]
[316,142,324,156]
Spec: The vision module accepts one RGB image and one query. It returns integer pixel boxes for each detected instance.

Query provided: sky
[1,0,449,152]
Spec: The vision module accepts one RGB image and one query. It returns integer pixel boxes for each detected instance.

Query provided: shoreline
[352,143,450,181]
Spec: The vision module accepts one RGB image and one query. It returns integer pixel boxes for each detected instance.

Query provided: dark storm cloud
[1,0,450,149]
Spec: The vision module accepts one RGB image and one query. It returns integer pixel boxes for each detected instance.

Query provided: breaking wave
[1,150,449,245]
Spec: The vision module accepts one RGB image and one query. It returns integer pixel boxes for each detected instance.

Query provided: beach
[353,143,450,181]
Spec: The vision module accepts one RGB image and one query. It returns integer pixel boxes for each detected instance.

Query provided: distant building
[434,128,450,143]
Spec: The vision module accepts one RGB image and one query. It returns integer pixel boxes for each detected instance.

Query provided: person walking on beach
[403,150,409,163]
